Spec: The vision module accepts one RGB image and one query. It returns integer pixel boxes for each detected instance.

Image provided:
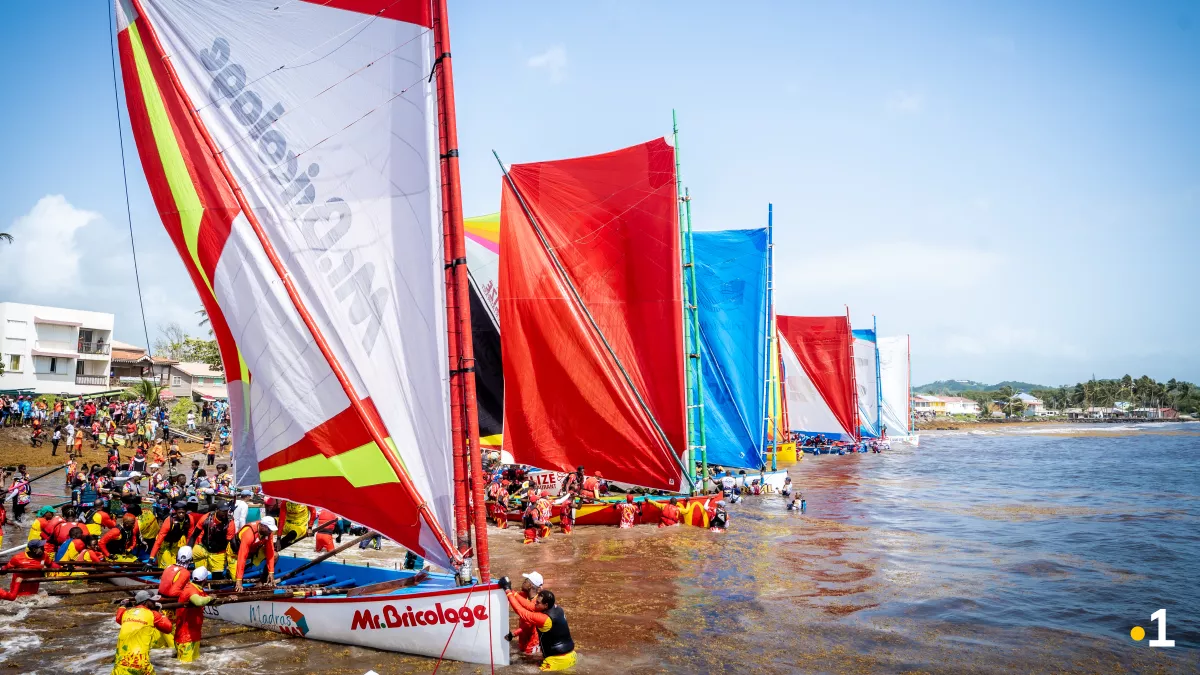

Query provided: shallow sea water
[3,423,1198,673]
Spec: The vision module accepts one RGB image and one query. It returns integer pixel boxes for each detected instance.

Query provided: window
[5,319,27,338]
[213,378,225,385]
[49,357,57,373]
[76,360,85,376]
[172,375,182,386]
[5,354,19,372]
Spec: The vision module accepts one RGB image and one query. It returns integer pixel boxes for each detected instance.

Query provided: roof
[941,396,975,403]
[111,348,150,363]
[109,340,144,351]
[191,384,228,401]
[1015,393,1042,403]
[173,361,223,378]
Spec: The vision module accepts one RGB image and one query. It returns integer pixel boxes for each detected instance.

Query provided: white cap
[191,566,210,582]
[521,571,544,587]
[259,515,278,532]
[128,472,142,479]
[176,546,193,564]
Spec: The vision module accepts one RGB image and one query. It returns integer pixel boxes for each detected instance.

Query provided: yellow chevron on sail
[260,439,405,488]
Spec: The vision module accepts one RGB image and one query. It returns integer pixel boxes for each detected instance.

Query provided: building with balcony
[109,340,177,388]
[0,302,116,395]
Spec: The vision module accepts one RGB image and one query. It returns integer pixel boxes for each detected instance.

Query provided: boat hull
[505,493,720,527]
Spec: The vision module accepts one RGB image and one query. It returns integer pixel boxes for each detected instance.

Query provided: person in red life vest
[616,494,641,529]
[189,507,234,576]
[504,571,544,657]
[499,577,578,671]
[112,590,173,675]
[534,492,553,541]
[707,499,729,532]
[49,506,87,549]
[580,471,602,501]
[521,499,546,545]
[559,494,577,535]
[173,566,214,662]
[158,545,194,601]
[232,516,278,592]
[487,480,509,530]
[313,509,339,553]
[0,500,7,549]
[80,536,107,563]
[560,466,583,495]
[0,539,59,600]
[28,505,62,546]
[99,513,142,563]
[659,496,681,528]
[150,504,193,566]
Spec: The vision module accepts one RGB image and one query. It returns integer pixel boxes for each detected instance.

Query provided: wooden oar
[346,569,428,597]
[18,570,156,583]
[276,532,374,582]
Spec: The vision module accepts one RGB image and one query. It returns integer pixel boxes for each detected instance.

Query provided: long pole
[673,110,706,493]
[764,204,777,470]
[432,0,490,581]
[494,151,696,493]
[874,315,883,437]
[126,0,461,568]
[847,305,860,443]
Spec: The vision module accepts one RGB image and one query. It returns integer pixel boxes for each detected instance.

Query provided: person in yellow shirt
[112,590,173,675]
[277,500,314,549]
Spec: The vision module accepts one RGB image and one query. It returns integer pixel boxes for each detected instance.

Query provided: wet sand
[2,428,1198,674]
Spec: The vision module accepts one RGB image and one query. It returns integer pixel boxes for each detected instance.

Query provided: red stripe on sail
[776,315,858,440]
[257,400,375,471]
[499,138,687,491]
[297,0,432,28]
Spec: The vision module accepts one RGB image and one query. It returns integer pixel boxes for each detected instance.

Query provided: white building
[0,302,115,395]
[942,396,980,415]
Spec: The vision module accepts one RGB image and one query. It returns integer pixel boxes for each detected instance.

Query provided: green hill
[914,380,1050,394]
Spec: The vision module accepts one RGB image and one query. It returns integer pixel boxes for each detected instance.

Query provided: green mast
[673,110,707,493]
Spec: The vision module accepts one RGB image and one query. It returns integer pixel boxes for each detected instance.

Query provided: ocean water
[3,424,1198,674]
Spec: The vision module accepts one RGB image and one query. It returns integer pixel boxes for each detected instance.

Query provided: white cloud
[527,45,568,84]
[3,195,99,291]
[886,90,924,114]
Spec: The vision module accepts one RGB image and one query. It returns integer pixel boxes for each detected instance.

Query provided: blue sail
[694,229,769,470]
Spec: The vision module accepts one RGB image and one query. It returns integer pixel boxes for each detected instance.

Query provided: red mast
[432,0,491,580]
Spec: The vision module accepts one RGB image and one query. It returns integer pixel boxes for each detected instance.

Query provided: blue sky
[1,1,1196,386]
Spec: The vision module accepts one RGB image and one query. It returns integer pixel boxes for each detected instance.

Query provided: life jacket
[521,507,538,530]
[137,511,161,542]
[710,507,728,529]
[200,515,232,551]
[158,564,191,598]
[229,524,259,555]
[540,606,575,656]
[103,526,138,556]
[57,538,86,563]
[162,516,190,545]
[38,516,63,542]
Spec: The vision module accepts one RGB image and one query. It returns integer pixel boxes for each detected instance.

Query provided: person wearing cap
[0,539,59,600]
[28,505,62,545]
[112,590,173,675]
[158,545,194,601]
[580,471,603,502]
[616,494,641,529]
[504,571,544,657]
[190,506,234,576]
[707,499,729,532]
[150,504,193,566]
[232,516,278,592]
[499,577,577,671]
[122,473,145,498]
[173,566,213,662]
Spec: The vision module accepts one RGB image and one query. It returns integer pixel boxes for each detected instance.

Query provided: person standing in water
[500,577,578,672]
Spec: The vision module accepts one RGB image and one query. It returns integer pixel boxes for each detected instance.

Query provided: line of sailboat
[112,0,914,664]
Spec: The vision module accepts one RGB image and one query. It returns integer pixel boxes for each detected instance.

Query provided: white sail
[878,335,910,436]
[779,334,852,439]
[853,333,880,437]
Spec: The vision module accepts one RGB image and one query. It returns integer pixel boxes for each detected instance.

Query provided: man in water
[0,539,58,600]
[112,590,173,675]
[500,577,578,671]
[232,516,278,592]
[616,494,641,528]
[504,571,544,658]
[521,499,546,544]
[659,496,681,527]
[173,567,214,662]
[708,500,729,532]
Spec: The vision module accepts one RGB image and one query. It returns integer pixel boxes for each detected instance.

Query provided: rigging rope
[107,1,155,358]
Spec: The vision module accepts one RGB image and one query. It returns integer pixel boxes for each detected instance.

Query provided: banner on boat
[116,0,457,566]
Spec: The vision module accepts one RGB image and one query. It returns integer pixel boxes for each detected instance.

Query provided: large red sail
[776,315,858,441]
[500,138,688,491]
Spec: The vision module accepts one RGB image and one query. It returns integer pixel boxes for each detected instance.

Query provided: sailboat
[777,314,860,451]
[878,335,919,445]
[494,137,720,525]
[853,324,882,440]
[114,0,506,663]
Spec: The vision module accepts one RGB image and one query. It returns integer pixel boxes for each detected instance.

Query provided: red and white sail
[115,0,457,567]
[777,315,858,441]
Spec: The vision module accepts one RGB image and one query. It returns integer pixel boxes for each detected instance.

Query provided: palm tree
[128,378,162,407]
[196,309,212,337]
[0,232,12,244]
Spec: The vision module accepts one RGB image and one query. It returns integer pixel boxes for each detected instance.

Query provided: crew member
[98,513,142,563]
[278,499,314,549]
[173,567,213,662]
[112,590,173,675]
[534,492,553,540]
[232,516,278,592]
[560,466,583,495]
[313,508,339,553]
[659,496,681,527]
[521,500,545,545]
[190,507,234,575]
[559,493,576,535]
[137,501,166,552]
[0,540,58,600]
[28,506,61,545]
[158,545,194,601]
[86,502,118,538]
[150,504,193,566]
[580,471,603,501]
[616,494,640,529]
[501,578,577,671]
[55,526,88,563]
[504,571,544,657]
[707,500,729,532]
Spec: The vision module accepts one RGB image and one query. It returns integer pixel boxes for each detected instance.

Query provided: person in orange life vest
[487,480,509,529]
[534,492,553,540]
[707,500,729,532]
[616,494,641,529]
[99,513,142,562]
[313,509,339,553]
[580,471,602,501]
[659,496,681,528]
[559,494,577,535]
[499,578,578,672]
[150,504,193,566]
[521,500,546,545]
[112,590,173,675]
[0,539,59,600]
[232,516,278,592]
[28,505,62,545]
[173,566,214,663]
[86,502,118,537]
[504,571,544,656]
[158,545,194,601]
[560,466,583,495]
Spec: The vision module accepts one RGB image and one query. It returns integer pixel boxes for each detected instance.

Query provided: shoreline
[914,417,1194,431]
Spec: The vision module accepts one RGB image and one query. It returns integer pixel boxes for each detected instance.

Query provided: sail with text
[852,328,881,438]
[777,315,858,442]
[115,0,459,567]
[463,214,503,440]
[499,138,689,492]
[694,229,769,470]
[878,335,912,436]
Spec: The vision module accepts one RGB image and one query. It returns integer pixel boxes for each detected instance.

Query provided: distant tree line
[954,376,1199,416]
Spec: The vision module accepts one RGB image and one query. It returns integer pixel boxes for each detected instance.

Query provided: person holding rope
[504,571,544,658]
